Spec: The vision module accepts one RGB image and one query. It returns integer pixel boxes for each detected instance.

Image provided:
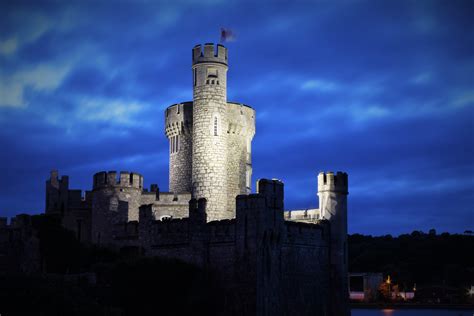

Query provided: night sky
[1,0,473,235]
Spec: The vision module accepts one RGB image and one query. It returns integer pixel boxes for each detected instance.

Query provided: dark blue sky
[1,0,473,235]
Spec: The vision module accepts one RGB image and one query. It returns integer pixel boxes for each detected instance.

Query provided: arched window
[214,117,218,136]
[171,135,179,153]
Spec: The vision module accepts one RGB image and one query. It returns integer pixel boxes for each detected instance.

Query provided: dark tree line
[348,231,474,297]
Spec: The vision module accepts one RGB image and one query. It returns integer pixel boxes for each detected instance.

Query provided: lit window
[207,67,218,78]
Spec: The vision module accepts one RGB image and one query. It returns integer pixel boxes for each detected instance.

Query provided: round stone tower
[91,171,143,245]
[191,43,229,221]
[165,101,193,193]
[165,44,255,221]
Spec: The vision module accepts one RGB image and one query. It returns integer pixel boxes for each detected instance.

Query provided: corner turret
[317,171,350,316]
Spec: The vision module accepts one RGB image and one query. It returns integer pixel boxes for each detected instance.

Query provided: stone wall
[91,171,143,245]
[135,179,334,316]
[165,102,193,193]
[0,214,41,275]
[226,102,255,212]
[41,169,347,315]
[45,171,92,242]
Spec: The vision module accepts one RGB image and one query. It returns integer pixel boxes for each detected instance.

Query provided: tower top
[317,171,348,195]
[192,43,228,66]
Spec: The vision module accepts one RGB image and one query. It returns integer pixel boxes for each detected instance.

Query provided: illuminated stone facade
[165,44,255,221]
[40,44,350,315]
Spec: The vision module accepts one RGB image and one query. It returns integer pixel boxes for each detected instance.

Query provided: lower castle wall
[62,207,92,243]
[42,173,346,316]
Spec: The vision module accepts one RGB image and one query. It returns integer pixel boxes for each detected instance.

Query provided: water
[351,309,474,316]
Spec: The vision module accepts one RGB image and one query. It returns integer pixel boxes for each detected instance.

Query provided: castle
[7,44,350,315]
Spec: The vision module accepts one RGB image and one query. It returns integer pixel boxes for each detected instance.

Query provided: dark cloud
[1,0,473,235]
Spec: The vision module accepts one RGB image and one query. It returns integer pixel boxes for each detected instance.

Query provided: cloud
[300,79,340,92]
[0,38,18,55]
[410,72,433,85]
[75,98,150,126]
[0,11,54,57]
[0,63,72,107]
[451,92,474,109]
[322,103,391,122]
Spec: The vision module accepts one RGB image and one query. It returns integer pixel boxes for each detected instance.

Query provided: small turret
[317,171,348,195]
[317,171,350,316]
[45,169,69,215]
[92,171,143,190]
[91,170,145,245]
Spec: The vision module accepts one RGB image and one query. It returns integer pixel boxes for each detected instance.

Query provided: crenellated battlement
[227,102,256,137]
[165,102,193,137]
[192,43,228,66]
[257,178,285,210]
[317,171,348,194]
[93,171,143,190]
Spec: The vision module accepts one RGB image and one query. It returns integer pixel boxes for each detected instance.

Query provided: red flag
[220,28,236,43]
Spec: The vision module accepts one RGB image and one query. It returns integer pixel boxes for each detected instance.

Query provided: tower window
[206,80,210,85]
[207,67,218,78]
[214,117,218,136]
[171,135,179,153]
[193,69,197,87]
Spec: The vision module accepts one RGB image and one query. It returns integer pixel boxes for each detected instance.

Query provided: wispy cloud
[451,91,474,109]
[410,72,433,85]
[0,63,72,107]
[300,79,340,92]
[76,98,150,126]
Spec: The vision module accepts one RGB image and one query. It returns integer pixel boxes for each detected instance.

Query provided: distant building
[349,272,384,302]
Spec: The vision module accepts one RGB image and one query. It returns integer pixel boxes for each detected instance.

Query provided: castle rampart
[93,171,144,190]
[35,43,350,315]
